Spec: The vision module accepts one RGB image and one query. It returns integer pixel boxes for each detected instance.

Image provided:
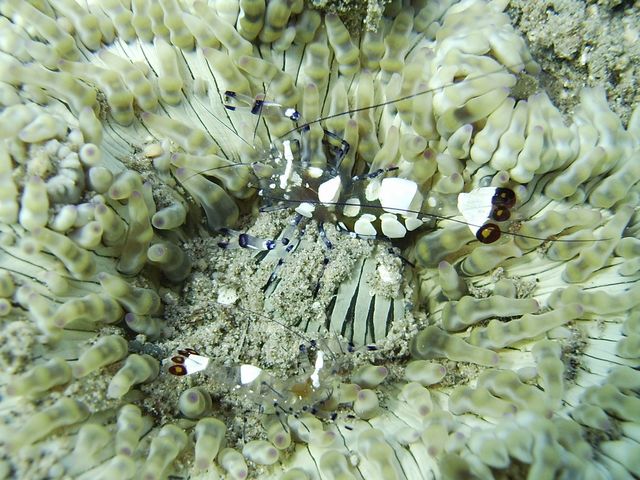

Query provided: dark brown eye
[492,188,516,208]
[171,356,185,364]
[476,223,501,244]
[491,206,511,222]
[178,348,198,356]
[169,365,187,376]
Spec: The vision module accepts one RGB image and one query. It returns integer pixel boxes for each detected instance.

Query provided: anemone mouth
[0,0,639,479]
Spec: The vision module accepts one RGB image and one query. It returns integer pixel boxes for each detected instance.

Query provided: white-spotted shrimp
[164,61,620,357]
[142,34,634,477]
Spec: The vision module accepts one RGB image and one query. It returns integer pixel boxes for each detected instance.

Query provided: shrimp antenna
[281,62,531,137]
[261,195,613,244]
[231,304,318,347]
[230,304,375,362]
[175,161,259,183]
[191,92,254,149]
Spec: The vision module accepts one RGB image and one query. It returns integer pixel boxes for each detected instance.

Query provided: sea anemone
[0,0,639,479]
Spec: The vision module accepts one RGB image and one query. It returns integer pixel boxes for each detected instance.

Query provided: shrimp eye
[169,365,187,376]
[490,206,511,222]
[476,223,501,244]
[178,348,198,356]
[492,187,516,208]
